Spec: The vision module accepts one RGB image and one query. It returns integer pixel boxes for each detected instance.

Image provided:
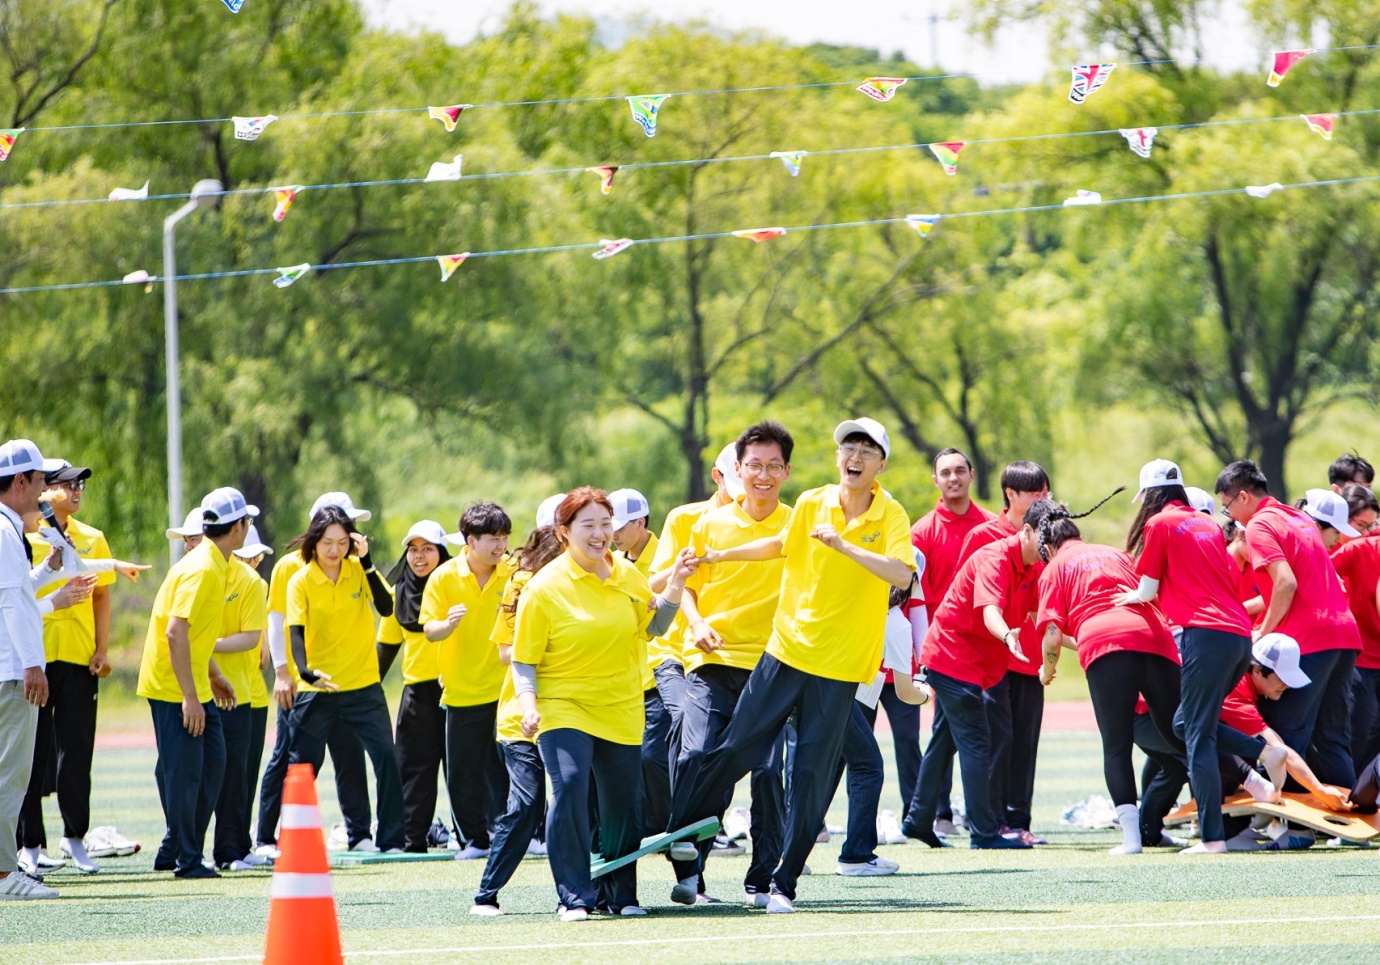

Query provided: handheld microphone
[39,500,61,532]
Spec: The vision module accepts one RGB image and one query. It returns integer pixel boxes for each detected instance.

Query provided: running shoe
[745,891,770,908]
[0,871,57,900]
[1002,829,1047,846]
[81,826,141,858]
[558,906,589,922]
[348,837,380,853]
[253,843,280,861]
[470,904,503,916]
[426,819,451,849]
[876,810,908,845]
[710,834,745,857]
[765,894,795,914]
[34,852,67,872]
[722,806,752,842]
[526,838,548,856]
[837,856,900,877]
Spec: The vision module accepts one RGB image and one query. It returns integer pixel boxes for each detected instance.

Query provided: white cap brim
[1277,665,1312,689]
[346,508,372,522]
[612,513,648,530]
[234,543,274,558]
[1338,520,1362,538]
[443,531,466,545]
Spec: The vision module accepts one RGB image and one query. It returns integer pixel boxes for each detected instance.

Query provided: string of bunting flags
[5,172,1377,296]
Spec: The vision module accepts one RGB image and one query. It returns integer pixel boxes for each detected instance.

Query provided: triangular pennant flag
[425,154,463,181]
[1300,113,1336,140]
[1267,49,1314,87]
[222,0,245,11]
[588,166,619,195]
[427,105,472,132]
[1068,64,1116,104]
[233,115,277,141]
[436,253,470,282]
[122,270,151,285]
[628,95,669,137]
[108,180,150,202]
[0,128,24,162]
[1119,128,1158,159]
[905,214,941,238]
[732,227,787,243]
[769,151,807,177]
[273,264,310,288]
[929,141,966,176]
[856,77,907,103]
[271,186,302,222]
[1245,183,1284,199]
[1063,189,1103,206]
[593,238,634,260]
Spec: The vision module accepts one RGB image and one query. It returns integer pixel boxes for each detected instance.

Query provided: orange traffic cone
[264,763,343,965]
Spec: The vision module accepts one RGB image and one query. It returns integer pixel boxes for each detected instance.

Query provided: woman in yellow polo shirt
[512,487,695,921]
[377,520,450,852]
[285,506,404,852]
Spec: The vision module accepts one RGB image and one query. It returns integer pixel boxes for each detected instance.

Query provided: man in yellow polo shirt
[137,487,252,878]
[671,418,914,913]
[421,502,515,861]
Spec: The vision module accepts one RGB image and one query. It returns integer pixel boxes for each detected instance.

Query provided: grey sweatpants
[0,679,40,874]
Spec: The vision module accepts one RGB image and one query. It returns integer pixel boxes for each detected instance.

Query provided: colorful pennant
[1119,128,1158,159]
[427,105,472,132]
[929,141,966,176]
[628,95,669,137]
[588,165,619,195]
[436,253,470,282]
[1245,183,1284,199]
[233,115,277,141]
[221,0,245,11]
[1068,64,1115,104]
[769,151,807,177]
[425,154,464,182]
[108,181,149,202]
[0,128,23,161]
[732,227,786,243]
[1267,49,1314,87]
[857,77,908,103]
[593,238,634,260]
[1063,189,1102,206]
[273,264,311,288]
[271,186,302,222]
[905,214,941,238]
[1301,113,1336,140]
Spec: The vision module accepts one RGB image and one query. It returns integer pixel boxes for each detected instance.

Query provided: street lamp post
[162,178,223,563]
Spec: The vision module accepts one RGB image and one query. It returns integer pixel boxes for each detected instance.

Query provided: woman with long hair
[1121,460,1255,853]
[285,506,404,852]
[511,487,694,921]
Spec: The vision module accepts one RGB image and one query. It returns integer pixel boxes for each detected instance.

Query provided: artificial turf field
[4,729,1380,964]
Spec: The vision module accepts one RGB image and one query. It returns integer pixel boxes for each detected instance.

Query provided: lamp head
[191,179,224,209]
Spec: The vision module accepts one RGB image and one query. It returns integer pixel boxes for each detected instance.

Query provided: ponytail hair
[1125,485,1190,556]
[1025,487,1126,563]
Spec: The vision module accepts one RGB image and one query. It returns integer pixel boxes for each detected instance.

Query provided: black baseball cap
[42,458,92,485]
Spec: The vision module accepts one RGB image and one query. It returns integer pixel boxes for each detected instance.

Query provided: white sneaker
[35,852,66,872]
[745,891,770,908]
[61,838,98,874]
[219,859,255,872]
[0,871,58,900]
[559,906,589,922]
[470,903,503,917]
[349,837,380,853]
[764,893,795,914]
[723,806,752,842]
[328,824,350,850]
[253,844,280,861]
[799,863,811,876]
[241,852,270,868]
[619,905,648,916]
[837,856,900,877]
[526,838,547,856]
[454,845,490,860]
[82,826,140,858]
[876,810,908,846]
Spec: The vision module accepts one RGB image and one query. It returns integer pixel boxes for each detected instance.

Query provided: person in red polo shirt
[907,448,993,837]
[1029,500,1182,855]
[900,529,1039,851]
[1216,460,1363,791]
[1120,459,1254,853]
[1328,494,1380,772]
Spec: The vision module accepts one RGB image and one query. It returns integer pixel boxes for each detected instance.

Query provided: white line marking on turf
[55,913,1380,964]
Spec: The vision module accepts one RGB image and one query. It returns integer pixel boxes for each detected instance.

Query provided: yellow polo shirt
[286,557,382,693]
[267,550,307,674]
[493,569,533,743]
[137,539,230,704]
[512,551,651,745]
[684,498,792,673]
[619,531,659,691]
[30,517,116,665]
[767,482,914,683]
[377,612,437,685]
[648,500,716,672]
[218,559,269,705]
[419,552,515,707]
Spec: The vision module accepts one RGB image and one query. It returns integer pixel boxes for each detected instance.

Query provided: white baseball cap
[400,519,448,549]
[0,439,44,476]
[536,493,565,529]
[200,487,259,526]
[1184,486,1216,514]
[1253,633,1311,689]
[1302,488,1360,538]
[833,418,891,459]
[713,443,745,498]
[1134,459,1184,501]
[234,524,275,559]
[609,489,651,530]
[309,491,372,522]
[166,508,205,540]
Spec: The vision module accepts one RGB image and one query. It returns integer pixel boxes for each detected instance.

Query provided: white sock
[63,838,92,865]
[19,846,41,870]
[1242,768,1280,803]
[1110,804,1142,854]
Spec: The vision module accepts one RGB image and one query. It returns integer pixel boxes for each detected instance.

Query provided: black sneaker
[971,836,1032,850]
[175,863,221,879]
[900,820,949,848]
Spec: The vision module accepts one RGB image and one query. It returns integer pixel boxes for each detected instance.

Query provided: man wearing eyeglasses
[670,417,914,913]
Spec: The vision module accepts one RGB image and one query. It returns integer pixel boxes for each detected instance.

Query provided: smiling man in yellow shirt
[668,418,914,913]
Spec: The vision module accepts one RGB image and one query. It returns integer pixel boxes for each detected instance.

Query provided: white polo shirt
[0,502,46,681]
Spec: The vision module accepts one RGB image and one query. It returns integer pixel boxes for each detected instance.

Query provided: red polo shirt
[910,500,995,621]
[1136,501,1251,636]
[1218,674,1266,736]
[1330,537,1380,670]
[921,540,1015,690]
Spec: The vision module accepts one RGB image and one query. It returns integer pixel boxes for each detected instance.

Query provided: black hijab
[388,540,451,632]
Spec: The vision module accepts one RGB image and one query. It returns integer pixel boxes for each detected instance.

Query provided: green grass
[4,730,1380,964]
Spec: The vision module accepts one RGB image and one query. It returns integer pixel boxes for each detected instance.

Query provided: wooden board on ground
[331,851,457,866]
[1164,800,1197,828]
[1222,791,1379,843]
[590,817,719,878]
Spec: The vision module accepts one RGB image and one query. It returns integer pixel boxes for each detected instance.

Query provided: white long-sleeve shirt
[1,502,51,679]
